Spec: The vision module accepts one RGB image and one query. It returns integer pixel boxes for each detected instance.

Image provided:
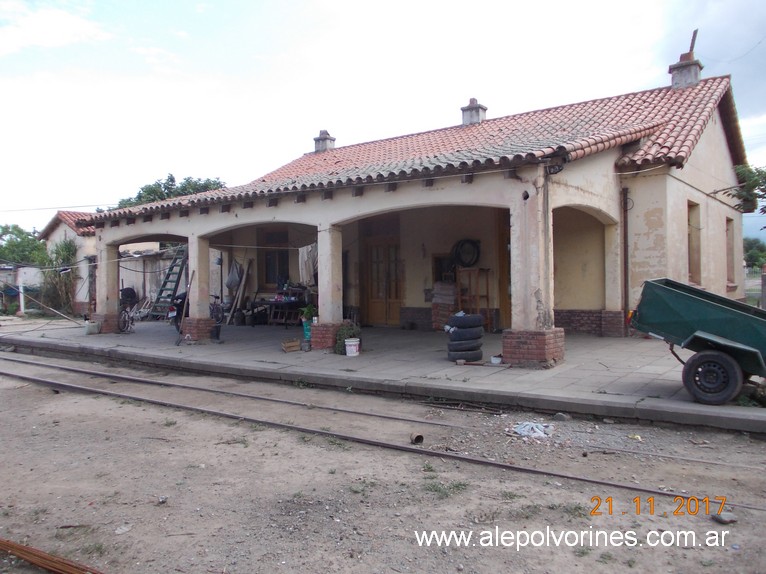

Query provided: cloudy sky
[2,0,765,235]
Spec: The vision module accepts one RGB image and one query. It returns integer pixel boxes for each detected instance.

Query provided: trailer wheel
[682,350,743,405]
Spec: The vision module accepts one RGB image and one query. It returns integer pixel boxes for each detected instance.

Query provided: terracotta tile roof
[91,75,745,221]
[38,211,96,240]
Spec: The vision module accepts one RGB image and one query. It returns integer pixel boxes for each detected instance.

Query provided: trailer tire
[682,350,743,405]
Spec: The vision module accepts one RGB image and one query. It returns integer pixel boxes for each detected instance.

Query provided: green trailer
[630,277,766,405]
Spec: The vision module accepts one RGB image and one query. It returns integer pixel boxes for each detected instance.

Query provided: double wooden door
[363,238,401,326]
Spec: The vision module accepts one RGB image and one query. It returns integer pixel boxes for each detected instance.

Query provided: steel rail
[4,367,766,513]
[0,354,466,430]
[11,358,753,470]
[0,536,105,574]
[585,444,765,471]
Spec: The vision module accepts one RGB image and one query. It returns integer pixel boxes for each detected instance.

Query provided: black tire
[448,326,484,341]
[118,310,130,333]
[682,350,744,405]
[448,340,483,352]
[446,314,484,329]
[448,349,483,362]
[452,239,480,267]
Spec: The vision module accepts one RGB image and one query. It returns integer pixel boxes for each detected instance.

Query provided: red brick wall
[311,323,341,350]
[555,310,627,337]
[502,328,565,368]
[178,318,215,342]
[601,310,627,337]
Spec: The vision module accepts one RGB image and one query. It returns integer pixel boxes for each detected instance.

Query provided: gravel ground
[1,364,765,574]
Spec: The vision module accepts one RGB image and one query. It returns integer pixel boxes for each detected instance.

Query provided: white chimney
[314,130,336,152]
[669,30,703,89]
[461,98,487,126]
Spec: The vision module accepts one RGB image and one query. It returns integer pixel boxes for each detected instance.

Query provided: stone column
[182,236,214,342]
[504,167,565,367]
[93,242,120,333]
[314,224,343,349]
[602,222,627,336]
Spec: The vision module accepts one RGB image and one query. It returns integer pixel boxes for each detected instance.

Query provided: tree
[732,165,766,214]
[0,224,47,266]
[744,237,766,269]
[117,174,225,208]
[40,238,78,314]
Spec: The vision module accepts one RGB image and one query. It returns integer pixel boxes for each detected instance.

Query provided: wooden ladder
[149,245,188,320]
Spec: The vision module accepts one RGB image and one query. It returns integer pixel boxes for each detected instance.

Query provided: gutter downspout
[621,187,630,331]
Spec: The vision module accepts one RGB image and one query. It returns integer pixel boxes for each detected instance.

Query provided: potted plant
[335,319,362,355]
[299,303,317,340]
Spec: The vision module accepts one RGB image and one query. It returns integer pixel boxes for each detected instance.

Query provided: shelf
[456,267,491,332]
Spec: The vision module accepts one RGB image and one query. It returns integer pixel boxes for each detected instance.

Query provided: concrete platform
[1,316,764,432]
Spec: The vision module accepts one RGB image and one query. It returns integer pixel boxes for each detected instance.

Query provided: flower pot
[302,320,311,341]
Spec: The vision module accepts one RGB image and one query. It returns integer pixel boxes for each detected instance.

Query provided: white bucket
[344,337,360,356]
[84,321,101,335]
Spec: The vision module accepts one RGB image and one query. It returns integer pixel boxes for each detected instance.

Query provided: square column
[317,224,343,324]
[187,235,211,320]
[509,173,554,331]
[505,169,564,367]
[183,235,214,342]
[92,243,120,333]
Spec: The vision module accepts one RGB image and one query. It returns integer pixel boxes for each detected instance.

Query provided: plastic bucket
[84,322,101,335]
[344,337,360,356]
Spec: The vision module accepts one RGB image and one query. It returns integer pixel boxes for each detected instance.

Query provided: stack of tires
[446,313,484,362]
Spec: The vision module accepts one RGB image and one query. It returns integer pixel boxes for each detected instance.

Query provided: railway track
[1,351,765,512]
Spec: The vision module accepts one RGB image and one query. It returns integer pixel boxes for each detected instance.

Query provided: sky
[2,0,766,237]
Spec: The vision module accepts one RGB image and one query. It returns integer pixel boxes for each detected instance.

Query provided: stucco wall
[118,255,167,302]
[548,152,621,311]
[624,109,743,305]
[399,206,500,309]
[678,111,743,296]
[548,150,622,222]
[552,207,605,309]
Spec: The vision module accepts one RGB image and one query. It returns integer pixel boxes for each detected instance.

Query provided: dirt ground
[1,361,765,574]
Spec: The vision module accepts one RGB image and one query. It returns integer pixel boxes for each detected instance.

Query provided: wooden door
[364,239,401,326]
[497,210,511,329]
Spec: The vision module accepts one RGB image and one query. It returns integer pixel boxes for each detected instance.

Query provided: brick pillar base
[310,323,341,350]
[179,317,216,343]
[601,310,627,337]
[502,328,565,369]
[92,313,119,334]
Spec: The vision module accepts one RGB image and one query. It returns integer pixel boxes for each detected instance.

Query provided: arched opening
[553,206,608,335]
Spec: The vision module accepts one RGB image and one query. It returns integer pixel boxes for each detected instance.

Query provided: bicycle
[170,293,224,332]
[209,294,224,324]
[118,287,139,333]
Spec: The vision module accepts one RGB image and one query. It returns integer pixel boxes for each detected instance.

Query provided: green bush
[335,320,361,354]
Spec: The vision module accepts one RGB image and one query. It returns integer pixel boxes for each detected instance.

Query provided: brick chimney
[314,130,335,152]
[461,98,487,126]
[669,30,703,89]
